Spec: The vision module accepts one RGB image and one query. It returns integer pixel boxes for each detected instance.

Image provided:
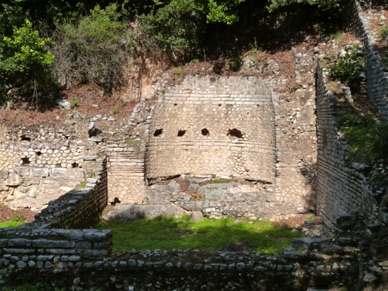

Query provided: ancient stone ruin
[0,0,387,289]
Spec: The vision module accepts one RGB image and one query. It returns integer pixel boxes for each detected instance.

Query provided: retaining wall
[347,0,388,120]
[315,64,388,289]
[315,65,370,228]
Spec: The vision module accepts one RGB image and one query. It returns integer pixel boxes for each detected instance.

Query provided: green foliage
[329,46,365,92]
[139,0,205,60]
[380,25,388,40]
[338,114,388,165]
[0,210,25,228]
[52,4,133,92]
[77,180,87,189]
[0,0,25,36]
[211,178,231,183]
[227,55,242,71]
[70,97,79,108]
[0,220,24,228]
[207,0,245,25]
[0,19,55,104]
[125,138,141,148]
[173,66,183,78]
[96,216,302,253]
[267,0,342,12]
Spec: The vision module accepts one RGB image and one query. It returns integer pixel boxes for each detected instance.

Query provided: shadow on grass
[96,216,302,254]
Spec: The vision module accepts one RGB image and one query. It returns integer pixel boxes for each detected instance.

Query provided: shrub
[0,19,56,107]
[267,0,342,12]
[380,25,388,40]
[70,97,79,108]
[329,45,364,92]
[338,114,388,164]
[52,4,135,93]
[139,0,205,62]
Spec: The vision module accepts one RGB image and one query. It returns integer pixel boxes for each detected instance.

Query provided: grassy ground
[96,216,303,254]
[0,221,24,228]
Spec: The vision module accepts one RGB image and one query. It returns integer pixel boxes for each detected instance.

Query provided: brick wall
[146,76,276,184]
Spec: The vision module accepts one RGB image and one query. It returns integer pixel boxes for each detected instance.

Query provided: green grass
[210,178,231,183]
[380,25,388,40]
[96,216,302,254]
[0,221,24,228]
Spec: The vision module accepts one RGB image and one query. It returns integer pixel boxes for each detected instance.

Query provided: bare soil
[0,204,36,223]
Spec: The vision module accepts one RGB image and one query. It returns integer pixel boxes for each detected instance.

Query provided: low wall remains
[0,236,359,290]
[31,157,108,229]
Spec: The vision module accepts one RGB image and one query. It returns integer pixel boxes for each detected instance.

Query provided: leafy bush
[139,0,205,62]
[267,0,342,12]
[329,45,365,92]
[227,56,242,71]
[0,19,56,107]
[52,4,135,93]
[206,0,245,25]
[338,114,388,164]
[380,25,388,40]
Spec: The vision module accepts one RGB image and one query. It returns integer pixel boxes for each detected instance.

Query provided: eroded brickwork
[146,76,276,183]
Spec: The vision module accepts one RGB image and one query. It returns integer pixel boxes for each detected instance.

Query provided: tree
[0,19,55,107]
[267,0,342,12]
[52,4,134,93]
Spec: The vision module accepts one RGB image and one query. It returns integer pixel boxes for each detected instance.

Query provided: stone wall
[0,166,84,211]
[347,0,388,120]
[0,126,86,170]
[105,143,146,204]
[273,47,318,214]
[0,236,359,290]
[146,76,276,184]
[32,157,108,229]
[315,65,369,229]
[315,64,388,289]
[0,228,112,283]
[0,125,90,210]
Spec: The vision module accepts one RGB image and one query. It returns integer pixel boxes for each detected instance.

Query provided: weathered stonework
[0,1,386,289]
[347,0,388,120]
[315,63,388,289]
[0,166,84,211]
[146,76,276,183]
[0,229,359,290]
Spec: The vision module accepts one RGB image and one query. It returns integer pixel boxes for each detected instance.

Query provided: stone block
[5,173,23,186]
[31,239,74,249]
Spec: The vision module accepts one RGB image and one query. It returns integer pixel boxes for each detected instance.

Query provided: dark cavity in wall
[154,129,163,137]
[227,128,243,138]
[201,128,210,136]
[110,197,121,206]
[72,162,79,168]
[21,157,30,165]
[35,151,42,156]
[20,135,31,141]
[177,130,186,137]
